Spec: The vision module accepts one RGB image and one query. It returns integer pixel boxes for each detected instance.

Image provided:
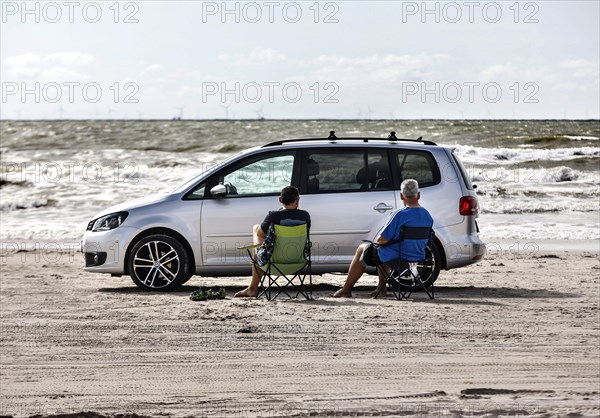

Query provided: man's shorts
[360,243,380,268]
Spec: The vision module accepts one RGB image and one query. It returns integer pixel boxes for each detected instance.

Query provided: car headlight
[88,212,129,232]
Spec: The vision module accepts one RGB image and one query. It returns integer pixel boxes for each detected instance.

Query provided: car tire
[128,234,190,291]
[399,241,441,290]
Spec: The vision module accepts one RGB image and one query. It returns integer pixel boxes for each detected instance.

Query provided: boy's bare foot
[371,287,387,298]
[234,288,257,298]
[331,288,352,298]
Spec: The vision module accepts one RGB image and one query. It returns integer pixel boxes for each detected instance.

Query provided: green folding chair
[240,224,312,300]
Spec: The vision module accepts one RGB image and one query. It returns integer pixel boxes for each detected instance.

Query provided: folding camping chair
[240,223,312,301]
[373,226,436,300]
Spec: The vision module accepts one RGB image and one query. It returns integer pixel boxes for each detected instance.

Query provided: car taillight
[459,196,479,216]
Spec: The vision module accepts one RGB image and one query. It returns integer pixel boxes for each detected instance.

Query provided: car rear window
[451,150,474,190]
[395,151,440,187]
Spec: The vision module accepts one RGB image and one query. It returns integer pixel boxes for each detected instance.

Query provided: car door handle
[373,202,394,213]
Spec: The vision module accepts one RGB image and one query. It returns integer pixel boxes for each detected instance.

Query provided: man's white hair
[401,179,419,198]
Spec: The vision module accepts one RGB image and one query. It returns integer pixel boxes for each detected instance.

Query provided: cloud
[559,59,599,79]
[477,63,560,85]
[4,52,41,67]
[2,52,94,81]
[477,60,599,93]
[43,52,94,66]
[218,48,286,66]
[298,53,448,84]
[4,52,94,67]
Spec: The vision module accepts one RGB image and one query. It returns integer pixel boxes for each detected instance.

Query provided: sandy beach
[0,245,598,418]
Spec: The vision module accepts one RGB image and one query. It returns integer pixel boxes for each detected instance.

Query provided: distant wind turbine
[254,106,267,120]
[174,106,185,120]
[56,105,64,119]
[107,107,116,119]
[220,103,231,119]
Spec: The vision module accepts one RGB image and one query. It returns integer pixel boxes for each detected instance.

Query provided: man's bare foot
[371,287,387,298]
[234,288,257,298]
[331,288,352,298]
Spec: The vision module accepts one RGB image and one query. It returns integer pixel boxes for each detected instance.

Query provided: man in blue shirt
[235,186,311,297]
[333,179,433,298]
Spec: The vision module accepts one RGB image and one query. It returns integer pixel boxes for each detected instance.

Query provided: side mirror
[210,184,228,198]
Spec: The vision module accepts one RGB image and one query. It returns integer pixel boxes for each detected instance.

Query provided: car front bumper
[81,226,140,274]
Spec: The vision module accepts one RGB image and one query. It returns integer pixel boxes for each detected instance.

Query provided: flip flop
[190,287,226,301]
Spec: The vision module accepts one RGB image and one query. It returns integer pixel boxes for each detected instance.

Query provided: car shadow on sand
[98,283,577,306]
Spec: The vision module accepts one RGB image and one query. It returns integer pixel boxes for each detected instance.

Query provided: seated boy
[235,186,310,297]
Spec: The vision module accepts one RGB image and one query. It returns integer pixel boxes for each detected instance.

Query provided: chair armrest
[362,239,380,248]
[237,243,260,251]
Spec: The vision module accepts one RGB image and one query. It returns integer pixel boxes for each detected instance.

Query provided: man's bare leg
[235,224,265,298]
[332,244,368,298]
[371,265,389,297]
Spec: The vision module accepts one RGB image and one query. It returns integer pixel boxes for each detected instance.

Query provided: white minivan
[82,132,485,291]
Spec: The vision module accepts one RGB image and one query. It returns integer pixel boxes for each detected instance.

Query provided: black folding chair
[373,226,436,300]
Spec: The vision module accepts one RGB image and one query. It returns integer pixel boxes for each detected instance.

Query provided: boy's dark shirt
[260,209,311,234]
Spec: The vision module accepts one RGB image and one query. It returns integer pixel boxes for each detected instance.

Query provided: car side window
[366,150,392,190]
[305,149,391,193]
[187,184,205,199]
[218,153,294,197]
[396,151,438,187]
[306,150,363,193]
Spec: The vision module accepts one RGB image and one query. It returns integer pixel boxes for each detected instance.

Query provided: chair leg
[256,266,267,300]
[257,263,312,301]
[417,261,435,300]
[411,265,434,300]
[395,267,411,301]
[383,260,436,301]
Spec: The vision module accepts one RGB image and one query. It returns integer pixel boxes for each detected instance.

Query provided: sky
[1,0,599,119]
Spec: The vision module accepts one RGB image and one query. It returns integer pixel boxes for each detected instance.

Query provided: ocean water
[0,120,598,245]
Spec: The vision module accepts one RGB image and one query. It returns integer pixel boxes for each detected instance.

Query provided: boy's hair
[280,186,300,205]
[401,179,419,198]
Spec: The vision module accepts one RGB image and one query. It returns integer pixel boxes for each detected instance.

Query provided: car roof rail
[262,131,437,147]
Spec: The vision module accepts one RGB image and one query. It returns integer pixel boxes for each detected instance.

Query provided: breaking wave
[450,144,599,165]
[1,119,599,242]
[0,197,56,211]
